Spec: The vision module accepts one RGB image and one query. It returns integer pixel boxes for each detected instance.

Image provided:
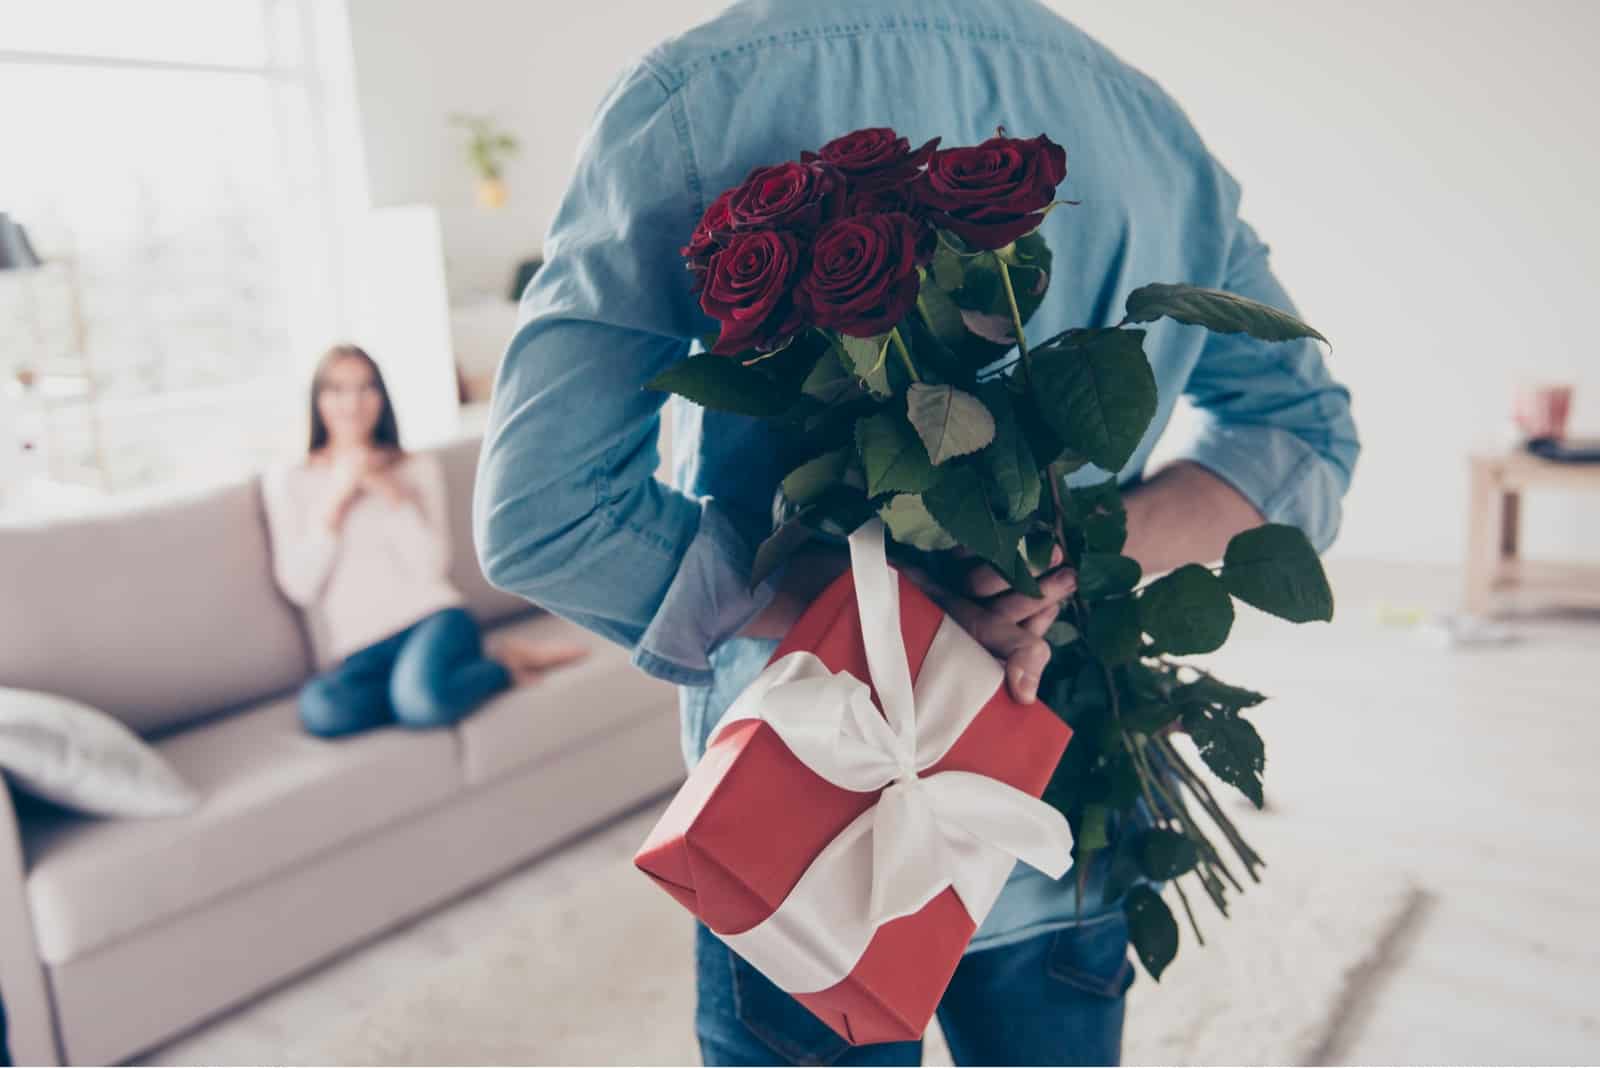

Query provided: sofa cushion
[459,614,676,786]
[22,696,460,965]
[0,480,311,736]
[434,436,532,627]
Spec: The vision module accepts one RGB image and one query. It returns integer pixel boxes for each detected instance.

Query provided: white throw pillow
[0,687,198,817]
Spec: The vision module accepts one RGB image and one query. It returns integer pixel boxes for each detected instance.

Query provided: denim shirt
[474,0,1359,952]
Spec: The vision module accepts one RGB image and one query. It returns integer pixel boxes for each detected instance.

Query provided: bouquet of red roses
[645,126,1334,987]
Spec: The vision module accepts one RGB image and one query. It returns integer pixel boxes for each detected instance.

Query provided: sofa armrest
[0,785,61,1065]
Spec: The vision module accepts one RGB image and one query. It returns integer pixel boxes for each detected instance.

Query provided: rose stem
[888,328,920,383]
[1122,730,1208,944]
[1156,734,1265,879]
[998,254,1073,559]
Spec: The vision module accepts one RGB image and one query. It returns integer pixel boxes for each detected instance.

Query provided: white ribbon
[706,518,1074,995]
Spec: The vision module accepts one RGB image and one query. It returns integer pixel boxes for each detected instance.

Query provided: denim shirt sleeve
[472,64,780,687]
[1173,185,1361,551]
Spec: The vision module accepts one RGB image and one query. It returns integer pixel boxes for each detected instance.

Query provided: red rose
[913,134,1067,250]
[682,188,735,279]
[796,213,933,338]
[727,161,846,232]
[847,182,920,217]
[701,230,805,355]
[802,127,939,192]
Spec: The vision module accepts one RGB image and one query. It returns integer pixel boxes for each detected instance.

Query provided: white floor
[144,560,1600,1066]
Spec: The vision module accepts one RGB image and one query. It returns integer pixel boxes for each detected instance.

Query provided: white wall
[346,0,1600,564]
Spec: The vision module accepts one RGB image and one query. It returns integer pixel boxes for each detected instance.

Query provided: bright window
[0,0,347,491]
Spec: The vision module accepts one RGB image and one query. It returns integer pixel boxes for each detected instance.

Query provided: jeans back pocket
[1044,912,1137,999]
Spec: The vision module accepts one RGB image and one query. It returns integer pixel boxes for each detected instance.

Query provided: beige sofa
[0,437,685,1065]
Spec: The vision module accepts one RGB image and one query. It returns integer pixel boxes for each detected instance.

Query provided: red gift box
[634,550,1072,1046]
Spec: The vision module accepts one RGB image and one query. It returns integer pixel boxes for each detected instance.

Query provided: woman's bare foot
[491,636,590,685]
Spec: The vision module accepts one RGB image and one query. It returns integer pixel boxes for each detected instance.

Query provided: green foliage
[450,114,519,181]
[878,494,957,551]
[1137,564,1235,655]
[644,354,796,417]
[1184,703,1267,808]
[781,449,850,507]
[977,382,1042,522]
[856,411,938,496]
[1221,524,1334,623]
[923,462,1038,597]
[906,383,996,464]
[839,333,894,398]
[1076,552,1141,600]
[1138,828,1200,880]
[1085,595,1141,664]
[1123,283,1328,345]
[1124,885,1179,981]
[1030,328,1157,472]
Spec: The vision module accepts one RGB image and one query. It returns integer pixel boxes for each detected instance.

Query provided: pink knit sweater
[262,453,463,669]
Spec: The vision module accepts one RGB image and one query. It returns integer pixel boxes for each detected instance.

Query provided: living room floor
[142,560,1598,1066]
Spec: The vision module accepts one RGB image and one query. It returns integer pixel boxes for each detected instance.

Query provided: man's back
[476,0,1355,1028]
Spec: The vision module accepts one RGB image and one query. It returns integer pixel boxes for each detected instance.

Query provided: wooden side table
[1465,451,1600,615]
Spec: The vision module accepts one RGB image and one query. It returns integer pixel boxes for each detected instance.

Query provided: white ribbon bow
[708,519,1074,995]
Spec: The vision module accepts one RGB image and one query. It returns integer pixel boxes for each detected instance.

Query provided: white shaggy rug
[308,830,1419,1066]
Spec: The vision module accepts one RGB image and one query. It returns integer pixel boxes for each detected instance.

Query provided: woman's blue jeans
[695,910,1135,1066]
[297,607,510,736]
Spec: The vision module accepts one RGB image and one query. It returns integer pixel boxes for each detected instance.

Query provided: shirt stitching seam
[654,16,1166,112]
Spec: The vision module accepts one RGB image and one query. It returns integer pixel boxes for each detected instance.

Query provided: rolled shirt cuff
[1175,422,1345,552]
[631,499,784,687]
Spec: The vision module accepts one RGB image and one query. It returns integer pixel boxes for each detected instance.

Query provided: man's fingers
[964,544,1067,599]
[941,598,1051,704]
[1021,601,1059,638]
[987,566,1077,623]
[1006,639,1051,704]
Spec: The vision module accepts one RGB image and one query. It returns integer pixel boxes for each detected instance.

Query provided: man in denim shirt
[476,0,1359,1062]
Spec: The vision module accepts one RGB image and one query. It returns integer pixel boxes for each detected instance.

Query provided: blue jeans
[695,911,1135,1066]
[297,607,511,737]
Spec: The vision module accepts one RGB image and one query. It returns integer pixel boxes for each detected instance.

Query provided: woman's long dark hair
[307,344,402,454]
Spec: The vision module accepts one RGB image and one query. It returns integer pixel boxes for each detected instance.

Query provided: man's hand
[903,550,1075,705]
[740,543,1076,705]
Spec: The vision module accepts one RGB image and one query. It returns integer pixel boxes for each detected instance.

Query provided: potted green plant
[450,114,520,209]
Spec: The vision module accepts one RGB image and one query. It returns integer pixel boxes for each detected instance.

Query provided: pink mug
[1512,384,1573,441]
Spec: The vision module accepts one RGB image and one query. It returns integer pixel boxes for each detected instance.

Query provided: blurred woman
[263,344,584,738]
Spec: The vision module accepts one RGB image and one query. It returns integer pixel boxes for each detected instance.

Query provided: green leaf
[906,383,995,465]
[977,381,1041,521]
[1065,478,1129,555]
[1221,524,1334,623]
[855,412,937,497]
[1123,283,1328,345]
[931,240,965,290]
[800,345,859,405]
[750,514,814,589]
[839,334,893,398]
[1121,700,1181,735]
[1044,620,1080,646]
[878,494,958,552]
[1084,595,1141,664]
[1022,529,1058,574]
[644,353,794,417]
[1183,705,1267,808]
[915,276,969,349]
[1124,884,1179,981]
[780,449,850,507]
[1137,828,1200,881]
[923,462,1039,596]
[1031,328,1157,473]
[1078,803,1110,854]
[1138,564,1235,655]
[1176,674,1266,711]
[1076,552,1141,600]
